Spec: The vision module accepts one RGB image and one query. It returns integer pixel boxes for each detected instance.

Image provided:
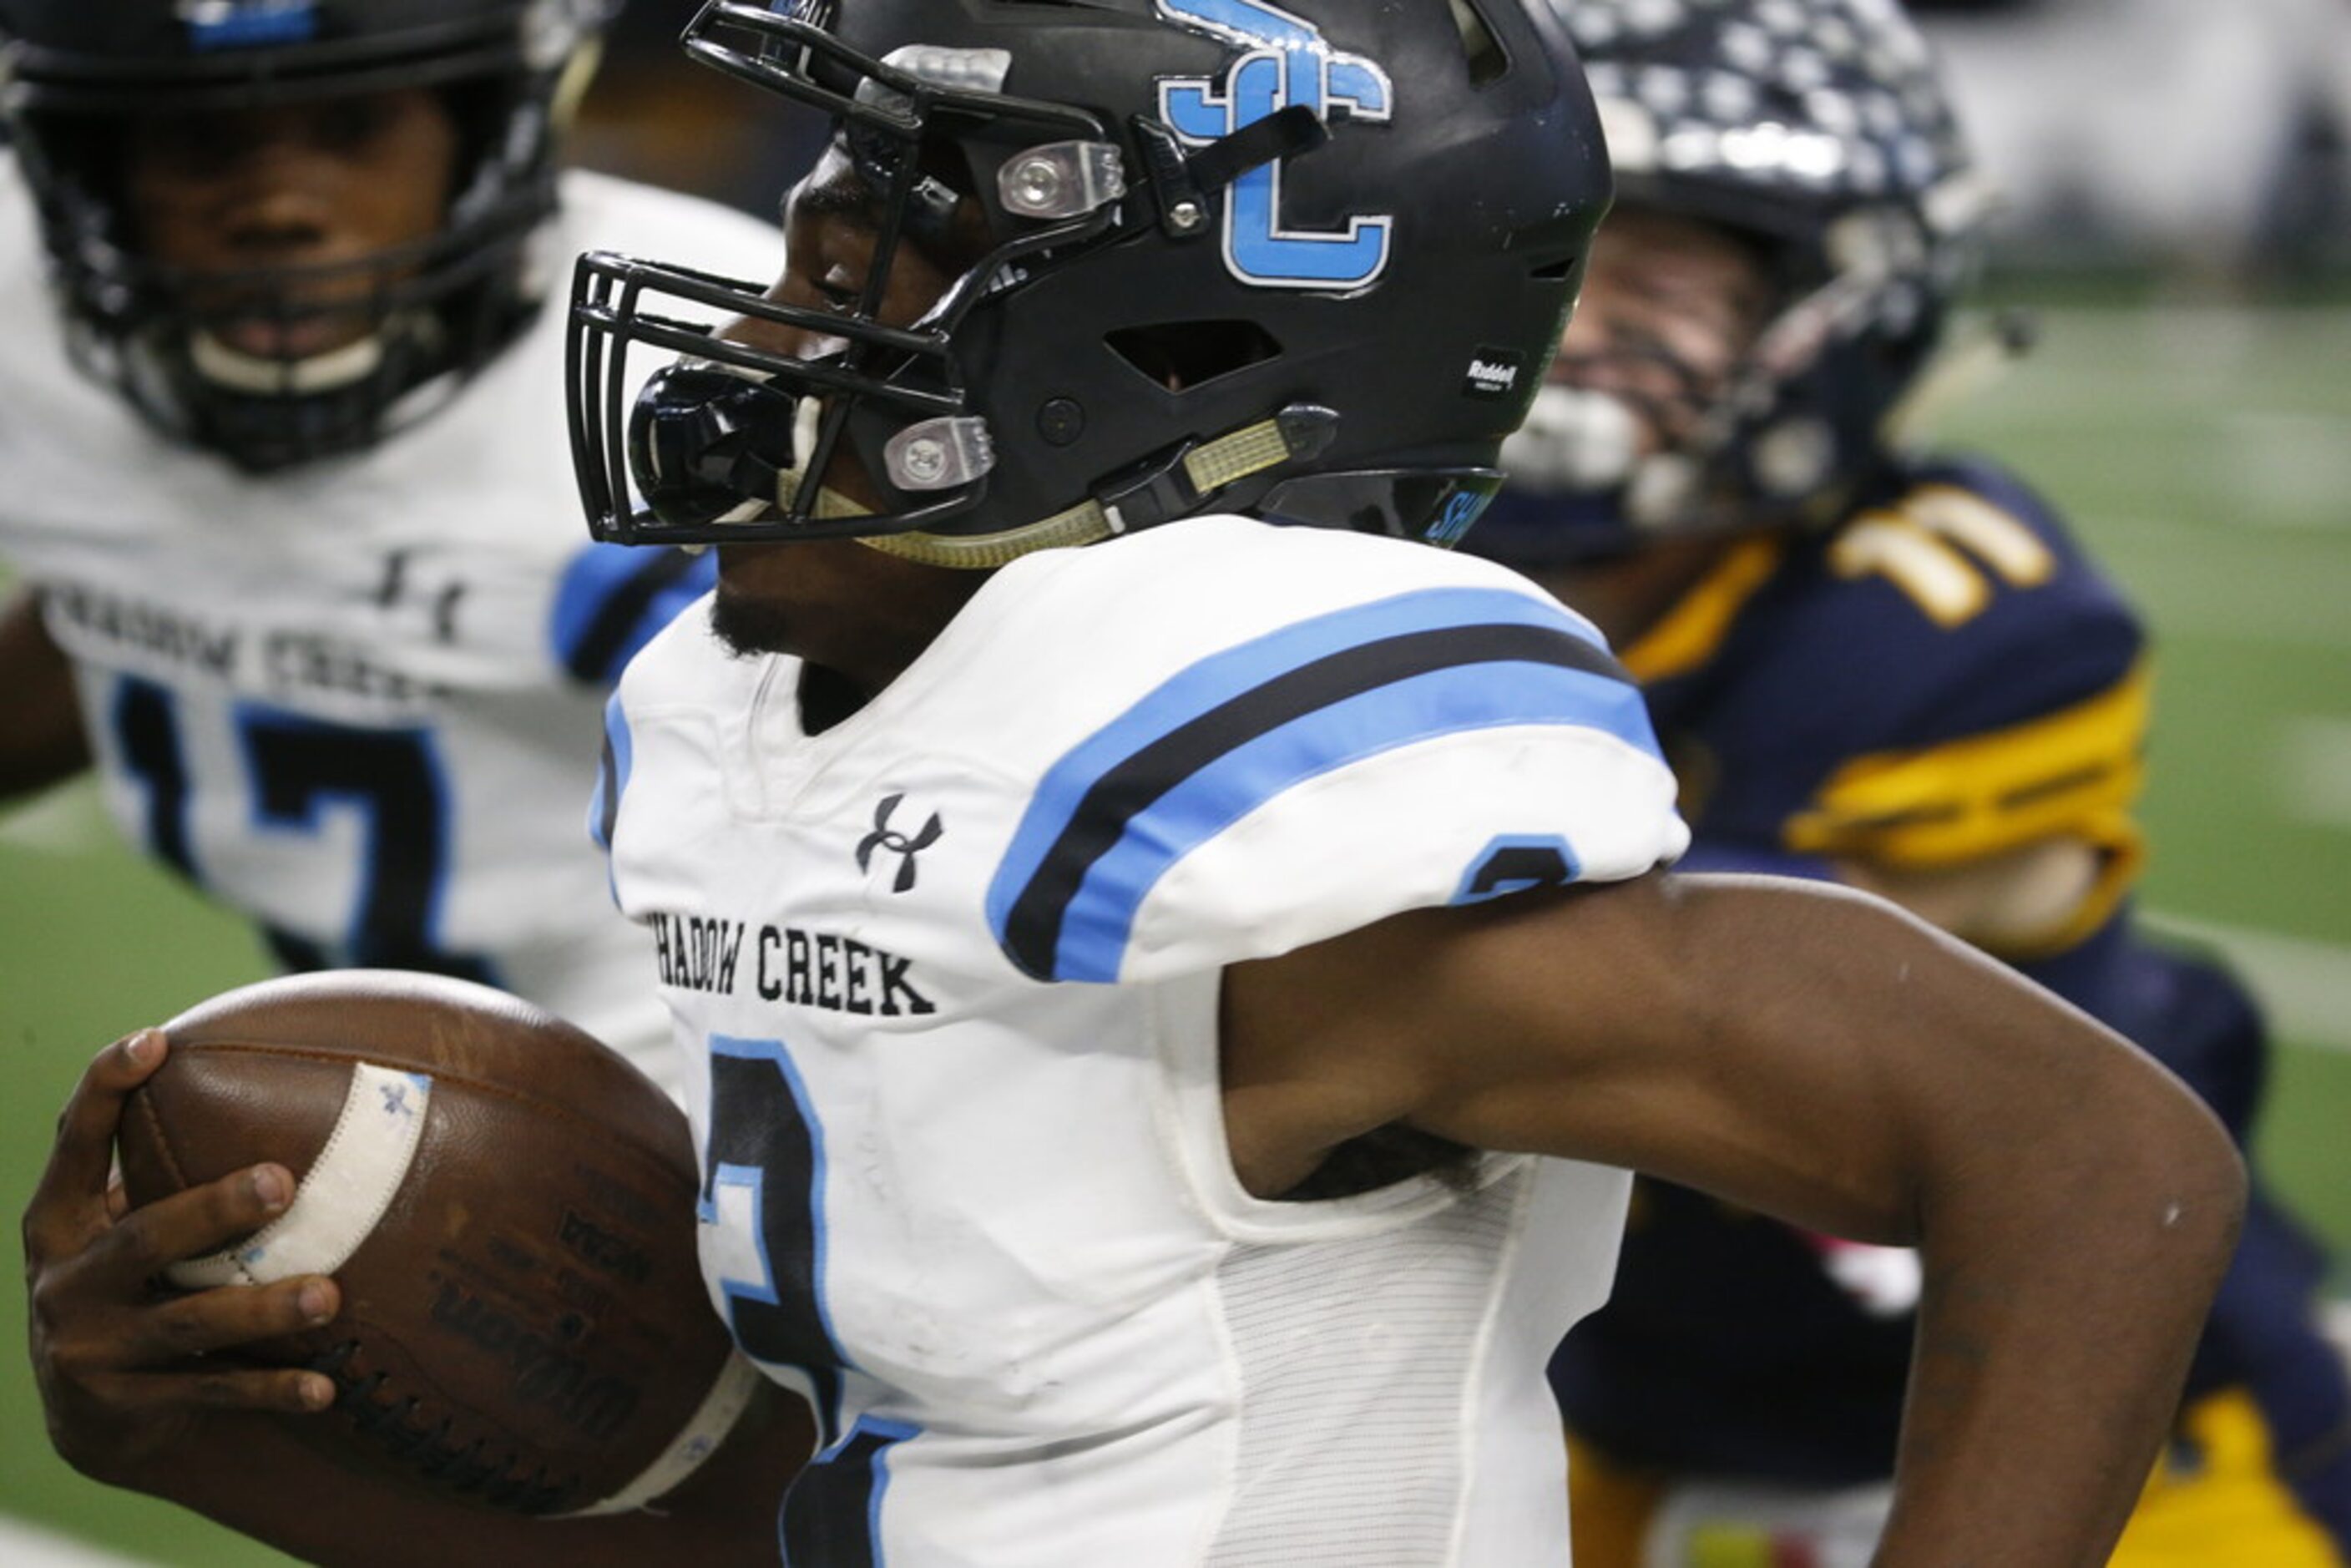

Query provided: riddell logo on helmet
[1462,349,1525,399]
[1155,0,1395,291]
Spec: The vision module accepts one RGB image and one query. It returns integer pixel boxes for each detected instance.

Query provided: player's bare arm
[1222,870,2247,1566]
[0,585,93,798]
[23,1031,810,1566]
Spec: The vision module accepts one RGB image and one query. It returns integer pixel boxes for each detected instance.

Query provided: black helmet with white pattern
[0,0,613,471]
[1472,0,1991,564]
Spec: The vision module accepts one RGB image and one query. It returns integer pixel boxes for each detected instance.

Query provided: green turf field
[1934,296,2351,1280]
[2,295,2347,1564]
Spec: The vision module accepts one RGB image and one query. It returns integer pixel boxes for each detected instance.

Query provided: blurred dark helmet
[569,0,1611,569]
[0,0,613,470]
[1471,0,1991,567]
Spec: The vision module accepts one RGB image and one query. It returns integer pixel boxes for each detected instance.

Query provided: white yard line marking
[0,1519,160,1568]
[2218,413,2351,529]
[0,784,114,856]
[2144,912,2351,1055]
[0,785,112,860]
[2280,718,2351,832]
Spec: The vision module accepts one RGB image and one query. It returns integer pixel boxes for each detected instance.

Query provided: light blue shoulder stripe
[1047,658,1651,980]
[985,586,1608,946]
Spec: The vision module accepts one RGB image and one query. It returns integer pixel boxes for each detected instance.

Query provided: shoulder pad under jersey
[978,518,1691,984]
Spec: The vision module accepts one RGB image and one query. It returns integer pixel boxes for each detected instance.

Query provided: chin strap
[854,498,1117,569]
[857,406,1338,569]
[1132,105,1328,240]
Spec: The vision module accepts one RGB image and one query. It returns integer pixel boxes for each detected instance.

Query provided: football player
[23,3,2248,1562]
[1464,3,2351,1565]
[0,0,781,1093]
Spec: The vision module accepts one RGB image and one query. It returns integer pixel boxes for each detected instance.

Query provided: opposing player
[26,3,2247,1562]
[0,0,781,1090]
[1462,3,2351,1564]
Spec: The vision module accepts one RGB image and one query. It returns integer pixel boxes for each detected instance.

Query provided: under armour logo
[1155,0,1394,290]
[857,794,944,893]
[368,549,468,644]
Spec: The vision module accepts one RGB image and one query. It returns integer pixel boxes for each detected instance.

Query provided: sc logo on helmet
[1155,0,1394,291]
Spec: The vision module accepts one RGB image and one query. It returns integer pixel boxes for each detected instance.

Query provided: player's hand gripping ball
[117,971,756,1516]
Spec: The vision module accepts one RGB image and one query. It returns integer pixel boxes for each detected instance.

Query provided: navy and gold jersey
[1626,453,2145,948]
[1549,456,2351,1548]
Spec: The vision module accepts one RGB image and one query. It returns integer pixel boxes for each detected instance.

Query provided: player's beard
[706,536,990,708]
[710,585,797,660]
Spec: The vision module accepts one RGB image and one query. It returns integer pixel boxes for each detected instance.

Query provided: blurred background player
[0,0,779,1095]
[1459,3,2351,1564]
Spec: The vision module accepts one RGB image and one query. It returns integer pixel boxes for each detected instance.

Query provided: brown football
[118,969,755,1518]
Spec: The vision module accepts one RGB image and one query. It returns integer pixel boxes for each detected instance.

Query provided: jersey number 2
[701,1034,847,1430]
[701,1036,910,1567]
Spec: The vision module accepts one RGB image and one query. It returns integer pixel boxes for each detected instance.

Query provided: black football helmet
[1470,0,1991,566]
[569,0,1610,567]
[0,0,613,470]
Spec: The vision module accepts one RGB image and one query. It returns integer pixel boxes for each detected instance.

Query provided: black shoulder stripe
[1000,620,1627,978]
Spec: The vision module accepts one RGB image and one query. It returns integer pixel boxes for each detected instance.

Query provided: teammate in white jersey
[26,3,2247,1565]
[0,0,780,1088]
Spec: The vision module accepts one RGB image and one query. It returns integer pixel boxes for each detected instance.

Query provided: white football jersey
[599,517,1691,1565]
[0,164,782,1090]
